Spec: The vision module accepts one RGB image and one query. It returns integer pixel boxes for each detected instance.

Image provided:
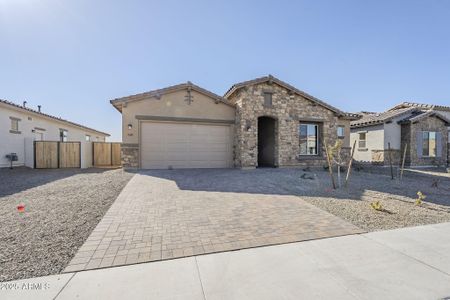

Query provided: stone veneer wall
[400,123,412,165]
[401,116,448,166]
[228,82,343,168]
[121,143,139,168]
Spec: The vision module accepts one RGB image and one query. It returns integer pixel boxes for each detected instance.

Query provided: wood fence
[93,142,121,167]
[34,141,81,169]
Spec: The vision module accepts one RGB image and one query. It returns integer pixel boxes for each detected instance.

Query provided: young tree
[327,140,346,188]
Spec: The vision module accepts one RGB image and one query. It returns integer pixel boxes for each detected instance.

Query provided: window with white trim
[85,135,91,142]
[10,118,19,131]
[358,132,366,149]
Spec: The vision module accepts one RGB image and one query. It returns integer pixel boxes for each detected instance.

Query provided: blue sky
[1,0,449,141]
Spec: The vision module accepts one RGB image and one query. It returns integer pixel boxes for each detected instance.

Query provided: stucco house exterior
[350,102,450,166]
[110,75,357,169]
[1,99,109,168]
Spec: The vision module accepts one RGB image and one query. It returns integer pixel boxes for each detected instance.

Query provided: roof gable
[224,75,344,115]
[110,82,233,113]
[398,110,450,125]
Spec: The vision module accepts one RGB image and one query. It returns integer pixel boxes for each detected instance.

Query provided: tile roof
[224,75,345,115]
[350,107,417,128]
[389,101,450,112]
[342,112,362,120]
[0,99,110,136]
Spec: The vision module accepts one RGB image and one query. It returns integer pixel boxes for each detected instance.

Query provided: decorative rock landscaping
[0,168,133,282]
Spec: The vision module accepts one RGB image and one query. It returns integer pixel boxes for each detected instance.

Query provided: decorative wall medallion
[185,86,194,105]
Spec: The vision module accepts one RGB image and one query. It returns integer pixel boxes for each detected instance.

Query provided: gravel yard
[298,168,450,231]
[1,166,449,282]
[0,168,133,282]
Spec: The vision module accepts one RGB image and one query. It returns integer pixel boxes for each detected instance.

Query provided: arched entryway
[257,116,277,167]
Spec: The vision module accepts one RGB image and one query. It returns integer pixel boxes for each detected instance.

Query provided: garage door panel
[189,152,227,161]
[166,152,190,160]
[190,160,228,168]
[142,144,165,151]
[140,122,232,169]
[166,161,190,168]
[165,143,188,150]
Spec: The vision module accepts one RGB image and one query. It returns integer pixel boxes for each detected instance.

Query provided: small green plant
[416,191,426,206]
[370,201,383,211]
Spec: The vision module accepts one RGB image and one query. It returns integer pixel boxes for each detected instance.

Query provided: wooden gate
[93,142,121,167]
[34,141,58,169]
[34,141,81,169]
[59,142,81,168]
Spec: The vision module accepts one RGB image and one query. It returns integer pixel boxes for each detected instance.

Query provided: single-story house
[110,75,358,169]
[350,102,450,166]
[0,99,109,168]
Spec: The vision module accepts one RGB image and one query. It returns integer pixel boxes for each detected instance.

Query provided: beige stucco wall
[121,89,235,144]
[383,121,401,150]
[350,124,385,162]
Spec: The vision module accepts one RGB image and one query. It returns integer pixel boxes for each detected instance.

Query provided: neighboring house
[350,102,450,166]
[1,99,109,168]
[110,75,358,169]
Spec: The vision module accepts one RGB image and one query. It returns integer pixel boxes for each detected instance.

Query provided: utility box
[5,153,18,169]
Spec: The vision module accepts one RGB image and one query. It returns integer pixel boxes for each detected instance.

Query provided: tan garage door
[140,122,233,169]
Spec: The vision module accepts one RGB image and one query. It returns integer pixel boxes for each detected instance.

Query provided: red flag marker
[17,205,25,213]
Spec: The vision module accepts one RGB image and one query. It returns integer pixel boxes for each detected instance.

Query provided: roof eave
[109,82,234,109]
[110,100,123,113]
[350,120,384,128]
[340,113,362,121]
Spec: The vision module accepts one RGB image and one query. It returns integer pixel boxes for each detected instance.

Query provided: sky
[1,0,450,142]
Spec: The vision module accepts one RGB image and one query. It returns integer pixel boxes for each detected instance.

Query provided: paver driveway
[65,169,363,272]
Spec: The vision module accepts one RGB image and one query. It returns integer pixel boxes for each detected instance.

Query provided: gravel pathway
[0,168,133,282]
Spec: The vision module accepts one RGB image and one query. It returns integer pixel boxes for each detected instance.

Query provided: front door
[257,116,276,167]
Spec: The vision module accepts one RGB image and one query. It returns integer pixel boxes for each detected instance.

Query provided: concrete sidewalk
[3,222,450,300]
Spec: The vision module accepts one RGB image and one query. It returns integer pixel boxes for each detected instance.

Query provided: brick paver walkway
[65,169,363,272]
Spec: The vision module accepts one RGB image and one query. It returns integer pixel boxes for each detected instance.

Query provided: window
[299,124,319,155]
[337,126,345,138]
[10,118,19,131]
[59,129,68,142]
[263,92,273,107]
[358,132,366,149]
[85,135,91,142]
[422,131,437,157]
